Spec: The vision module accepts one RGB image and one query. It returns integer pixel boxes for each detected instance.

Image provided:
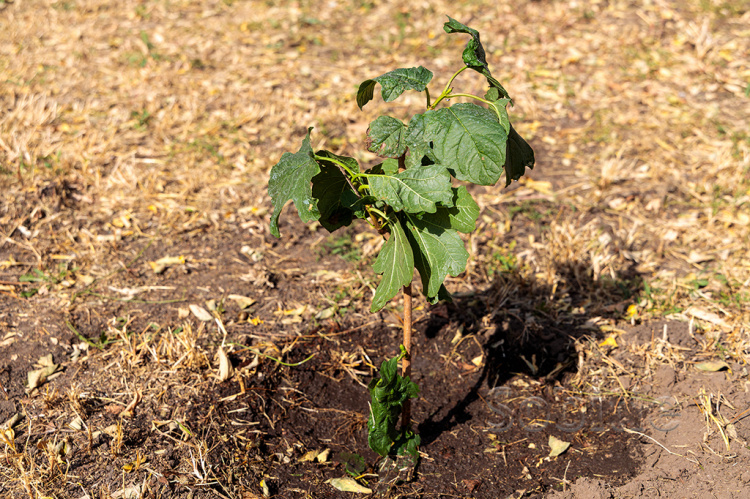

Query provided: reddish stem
[401,283,413,431]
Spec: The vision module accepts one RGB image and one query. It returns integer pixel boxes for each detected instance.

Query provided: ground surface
[1,0,750,498]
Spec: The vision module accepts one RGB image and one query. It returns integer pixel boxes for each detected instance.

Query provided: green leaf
[403,113,437,169]
[483,91,534,185]
[341,192,376,220]
[369,158,399,176]
[339,452,367,478]
[483,71,513,105]
[367,116,407,158]
[443,16,484,67]
[424,103,508,186]
[504,124,535,186]
[367,351,420,457]
[370,218,413,313]
[485,93,511,134]
[311,151,358,232]
[268,128,321,237]
[399,187,477,302]
[367,163,453,214]
[394,430,421,462]
[441,186,480,234]
[434,284,453,304]
[443,16,512,103]
[357,67,433,109]
[19,269,45,283]
[404,207,472,300]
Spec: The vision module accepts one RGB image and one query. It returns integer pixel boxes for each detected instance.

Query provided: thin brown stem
[398,150,414,433]
[401,283,413,431]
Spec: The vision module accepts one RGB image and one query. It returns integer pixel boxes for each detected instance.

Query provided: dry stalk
[111,419,124,458]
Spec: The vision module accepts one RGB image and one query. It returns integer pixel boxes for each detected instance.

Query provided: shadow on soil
[417,258,644,446]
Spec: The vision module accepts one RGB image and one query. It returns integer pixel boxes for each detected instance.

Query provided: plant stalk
[430,65,468,109]
[398,150,414,432]
[401,283,413,431]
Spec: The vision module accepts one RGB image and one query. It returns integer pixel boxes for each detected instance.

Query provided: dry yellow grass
[2,0,747,322]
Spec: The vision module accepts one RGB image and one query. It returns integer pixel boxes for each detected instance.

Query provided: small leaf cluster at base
[367,348,420,461]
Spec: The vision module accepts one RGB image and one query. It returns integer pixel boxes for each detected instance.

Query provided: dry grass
[4,0,746,323]
[1,0,750,496]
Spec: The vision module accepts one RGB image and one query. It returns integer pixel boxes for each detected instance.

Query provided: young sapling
[268,16,535,464]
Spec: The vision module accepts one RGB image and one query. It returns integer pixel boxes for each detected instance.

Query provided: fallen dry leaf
[462,479,481,493]
[299,449,320,463]
[326,477,372,494]
[316,448,330,463]
[687,251,713,264]
[0,332,18,347]
[149,255,185,274]
[599,335,618,349]
[548,435,570,457]
[280,305,306,316]
[122,453,148,472]
[695,360,730,372]
[217,346,234,381]
[686,307,731,329]
[315,306,336,320]
[38,354,55,367]
[228,294,256,309]
[111,484,142,499]
[105,404,124,415]
[120,389,143,418]
[189,304,213,322]
[522,177,554,195]
[26,357,61,394]
[2,428,14,444]
[69,416,84,431]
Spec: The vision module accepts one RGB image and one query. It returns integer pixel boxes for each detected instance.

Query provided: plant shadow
[416,256,644,447]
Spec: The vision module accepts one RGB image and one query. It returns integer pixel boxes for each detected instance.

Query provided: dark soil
[1,222,651,498]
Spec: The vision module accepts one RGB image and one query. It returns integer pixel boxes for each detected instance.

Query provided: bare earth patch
[1,0,749,498]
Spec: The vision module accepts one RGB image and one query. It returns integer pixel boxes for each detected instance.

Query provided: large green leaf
[403,187,478,303]
[311,151,358,232]
[443,17,512,103]
[483,89,534,185]
[366,116,407,158]
[370,218,413,312]
[404,206,471,300]
[268,128,320,237]
[504,124,536,186]
[367,163,453,214]
[367,350,420,457]
[424,103,508,186]
[357,67,433,109]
